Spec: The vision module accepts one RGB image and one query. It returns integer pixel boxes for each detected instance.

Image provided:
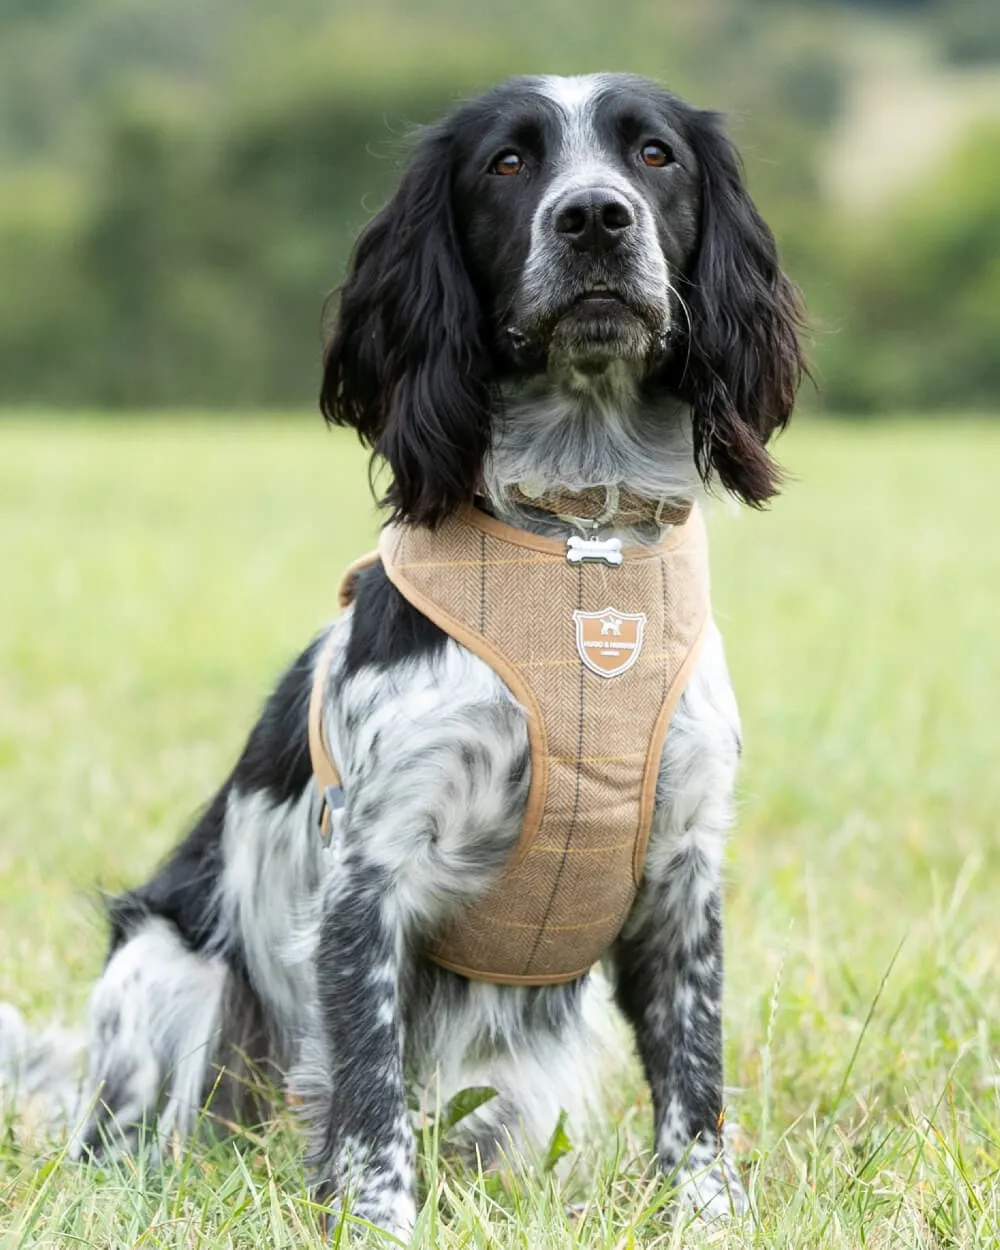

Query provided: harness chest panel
[313,504,711,985]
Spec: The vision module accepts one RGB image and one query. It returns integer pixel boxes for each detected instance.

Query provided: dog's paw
[673,1150,750,1223]
[320,1195,416,1243]
[316,1178,416,1243]
[0,1003,89,1142]
[354,1189,416,1241]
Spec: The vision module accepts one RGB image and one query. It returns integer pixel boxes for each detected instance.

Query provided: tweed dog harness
[308,499,711,985]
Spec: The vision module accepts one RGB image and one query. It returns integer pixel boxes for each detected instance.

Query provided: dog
[1,73,804,1236]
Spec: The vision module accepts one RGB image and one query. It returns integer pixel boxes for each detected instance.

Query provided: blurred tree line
[0,0,997,413]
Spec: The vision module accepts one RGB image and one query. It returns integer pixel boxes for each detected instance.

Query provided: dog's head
[322,74,805,525]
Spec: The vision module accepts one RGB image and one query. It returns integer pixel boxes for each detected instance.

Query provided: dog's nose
[552,188,635,252]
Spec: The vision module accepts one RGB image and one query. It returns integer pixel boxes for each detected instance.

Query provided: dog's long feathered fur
[0,74,804,1235]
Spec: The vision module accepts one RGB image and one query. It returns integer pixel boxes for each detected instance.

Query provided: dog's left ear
[321,124,491,526]
[674,110,806,506]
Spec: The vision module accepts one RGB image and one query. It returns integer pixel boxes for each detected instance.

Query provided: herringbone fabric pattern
[375,504,710,984]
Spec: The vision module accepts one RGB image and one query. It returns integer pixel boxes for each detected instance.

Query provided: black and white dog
[2,74,803,1235]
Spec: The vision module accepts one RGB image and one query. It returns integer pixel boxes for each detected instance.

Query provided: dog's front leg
[612,874,747,1221]
[610,630,749,1222]
[306,854,416,1239]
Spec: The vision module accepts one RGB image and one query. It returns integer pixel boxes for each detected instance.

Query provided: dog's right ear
[673,107,807,507]
[321,125,492,527]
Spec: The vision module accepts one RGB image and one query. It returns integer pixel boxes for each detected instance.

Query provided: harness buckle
[319,784,345,848]
[565,535,624,567]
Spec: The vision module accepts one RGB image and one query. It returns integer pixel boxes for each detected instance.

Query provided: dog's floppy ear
[674,110,806,506]
[320,124,491,527]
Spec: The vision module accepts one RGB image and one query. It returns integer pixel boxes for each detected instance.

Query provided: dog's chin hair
[545,305,660,373]
[484,382,702,536]
[544,354,646,402]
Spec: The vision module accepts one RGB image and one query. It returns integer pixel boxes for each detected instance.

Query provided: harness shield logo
[573,608,647,678]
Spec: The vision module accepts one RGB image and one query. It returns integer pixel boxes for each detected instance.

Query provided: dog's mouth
[552,284,662,347]
[558,281,664,328]
[504,280,670,370]
[572,283,627,304]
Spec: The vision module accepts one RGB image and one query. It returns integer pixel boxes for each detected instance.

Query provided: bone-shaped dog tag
[565,536,624,566]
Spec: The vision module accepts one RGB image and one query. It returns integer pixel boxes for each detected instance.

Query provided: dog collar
[508,481,692,531]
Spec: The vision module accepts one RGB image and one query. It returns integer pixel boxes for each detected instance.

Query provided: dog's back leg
[5,641,320,1154]
[71,913,291,1162]
[68,915,233,1159]
[68,641,325,1158]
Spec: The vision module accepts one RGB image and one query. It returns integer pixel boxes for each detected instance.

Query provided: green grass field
[1,415,998,1247]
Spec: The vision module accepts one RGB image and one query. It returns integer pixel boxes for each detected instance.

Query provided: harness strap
[308,633,342,839]
[307,550,380,838]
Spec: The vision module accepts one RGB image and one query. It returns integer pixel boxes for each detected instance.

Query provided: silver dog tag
[565,535,624,566]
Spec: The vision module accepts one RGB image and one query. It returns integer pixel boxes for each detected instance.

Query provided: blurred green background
[1,0,998,415]
[2,14,999,1241]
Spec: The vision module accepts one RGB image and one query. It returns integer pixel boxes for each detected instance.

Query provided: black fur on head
[668,107,807,506]
[320,122,493,527]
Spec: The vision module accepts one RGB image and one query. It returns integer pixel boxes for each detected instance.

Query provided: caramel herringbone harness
[308,503,711,985]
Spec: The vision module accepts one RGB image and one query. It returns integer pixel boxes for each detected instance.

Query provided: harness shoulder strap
[307,548,380,837]
[308,633,341,788]
[308,633,341,838]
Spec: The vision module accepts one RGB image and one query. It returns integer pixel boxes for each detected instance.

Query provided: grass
[1,413,998,1247]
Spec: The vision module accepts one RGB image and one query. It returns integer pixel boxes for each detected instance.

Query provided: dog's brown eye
[491,150,524,176]
[640,142,674,168]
